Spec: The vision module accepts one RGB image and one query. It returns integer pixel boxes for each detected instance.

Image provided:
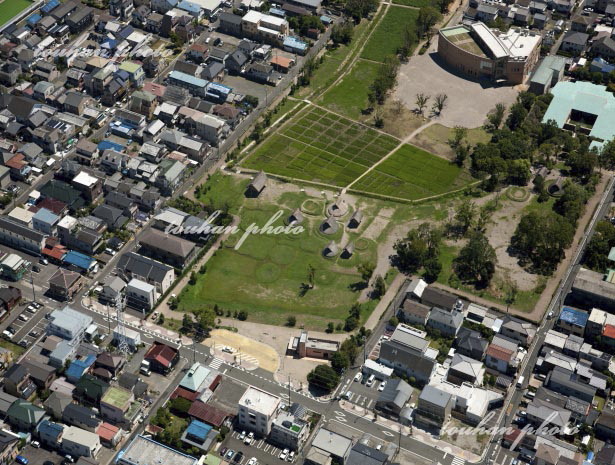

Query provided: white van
[366,374,376,387]
[517,375,525,388]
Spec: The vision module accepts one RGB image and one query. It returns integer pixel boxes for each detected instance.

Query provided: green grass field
[361,7,419,62]
[243,106,399,186]
[0,0,33,25]
[180,175,377,329]
[319,60,381,120]
[352,144,474,200]
[392,0,434,6]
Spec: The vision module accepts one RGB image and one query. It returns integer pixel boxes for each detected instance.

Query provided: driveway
[394,52,520,128]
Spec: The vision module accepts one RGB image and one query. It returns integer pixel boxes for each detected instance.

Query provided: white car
[247,459,257,465]
[245,431,254,445]
[378,381,387,392]
[222,346,233,353]
[239,430,246,441]
[31,441,40,448]
[287,451,295,462]
[279,449,289,460]
[18,314,29,322]
[354,373,362,382]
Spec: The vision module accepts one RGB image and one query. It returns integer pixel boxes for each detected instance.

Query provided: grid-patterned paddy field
[242,106,474,200]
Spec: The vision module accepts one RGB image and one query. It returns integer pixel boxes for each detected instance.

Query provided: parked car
[220,447,227,457]
[225,450,234,460]
[28,331,39,338]
[18,314,29,322]
[279,449,289,461]
[30,441,40,448]
[247,459,257,465]
[287,451,295,462]
[354,373,362,382]
[245,431,254,445]
[233,452,243,463]
[378,381,387,392]
[16,456,29,465]
[239,431,246,441]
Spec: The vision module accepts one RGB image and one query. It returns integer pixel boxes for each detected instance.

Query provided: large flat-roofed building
[438,22,541,84]
[237,387,280,436]
[117,435,198,465]
[541,82,615,149]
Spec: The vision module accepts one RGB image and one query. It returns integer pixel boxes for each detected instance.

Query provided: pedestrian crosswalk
[210,357,224,369]
[451,456,465,465]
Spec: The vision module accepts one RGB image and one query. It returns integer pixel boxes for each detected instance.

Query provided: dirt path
[344,119,437,194]
[508,174,612,321]
[363,273,407,330]
[158,214,240,321]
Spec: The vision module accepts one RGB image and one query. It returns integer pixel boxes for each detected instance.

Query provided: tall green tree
[307,364,340,392]
[455,232,497,285]
[416,7,441,39]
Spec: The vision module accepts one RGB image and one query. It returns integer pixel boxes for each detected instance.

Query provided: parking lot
[219,429,295,465]
[18,443,65,465]
[343,375,387,411]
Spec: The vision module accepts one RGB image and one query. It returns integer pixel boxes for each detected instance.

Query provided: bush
[286,315,297,327]
[237,311,248,321]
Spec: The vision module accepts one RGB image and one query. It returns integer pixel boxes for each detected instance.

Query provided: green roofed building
[529,56,566,95]
[542,81,615,146]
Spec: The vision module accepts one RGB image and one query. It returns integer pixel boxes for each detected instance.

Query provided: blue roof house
[557,306,589,337]
[66,354,96,384]
[63,251,96,272]
[181,419,216,450]
[283,36,308,55]
[98,140,125,153]
[37,420,64,449]
[32,208,60,235]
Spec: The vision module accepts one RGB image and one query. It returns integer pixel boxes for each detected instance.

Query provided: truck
[140,360,151,376]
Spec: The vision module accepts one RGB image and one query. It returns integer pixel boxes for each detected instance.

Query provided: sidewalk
[338,400,481,462]
[363,273,406,331]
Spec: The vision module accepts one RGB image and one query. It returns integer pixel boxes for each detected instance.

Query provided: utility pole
[29,267,36,303]
[288,375,291,406]
[106,304,111,336]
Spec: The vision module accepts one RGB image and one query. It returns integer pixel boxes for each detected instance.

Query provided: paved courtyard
[395,52,520,128]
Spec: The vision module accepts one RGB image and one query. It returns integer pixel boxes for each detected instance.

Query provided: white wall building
[237,387,281,436]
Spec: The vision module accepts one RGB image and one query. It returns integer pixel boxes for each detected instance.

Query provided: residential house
[74,376,110,408]
[63,403,102,432]
[116,252,175,294]
[560,31,589,55]
[188,43,209,62]
[415,385,454,430]
[63,92,89,116]
[374,379,413,417]
[126,278,156,312]
[32,208,60,235]
[66,6,94,32]
[500,317,535,346]
[61,426,101,458]
[181,419,217,451]
[95,353,125,378]
[225,50,249,74]
[21,359,55,390]
[96,422,122,448]
[241,10,288,44]
[593,36,615,60]
[245,62,275,83]
[143,342,179,374]
[0,62,20,86]
[399,299,431,326]
[185,112,229,146]
[546,366,597,403]
[7,400,45,431]
[427,307,463,336]
[379,324,438,383]
[138,228,197,268]
[447,353,485,385]
[571,13,593,32]
[596,410,615,442]
[100,386,139,426]
[556,307,589,337]
[130,90,157,119]
[37,420,64,450]
[75,139,99,165]
[346,444,388,465]
[3,364,36,399]
[306,429,352,465]
[455,327,488,361]
[48,268,83,301]
[218,12,243,36]
[485,341,516,374]
[44,391,74,421]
